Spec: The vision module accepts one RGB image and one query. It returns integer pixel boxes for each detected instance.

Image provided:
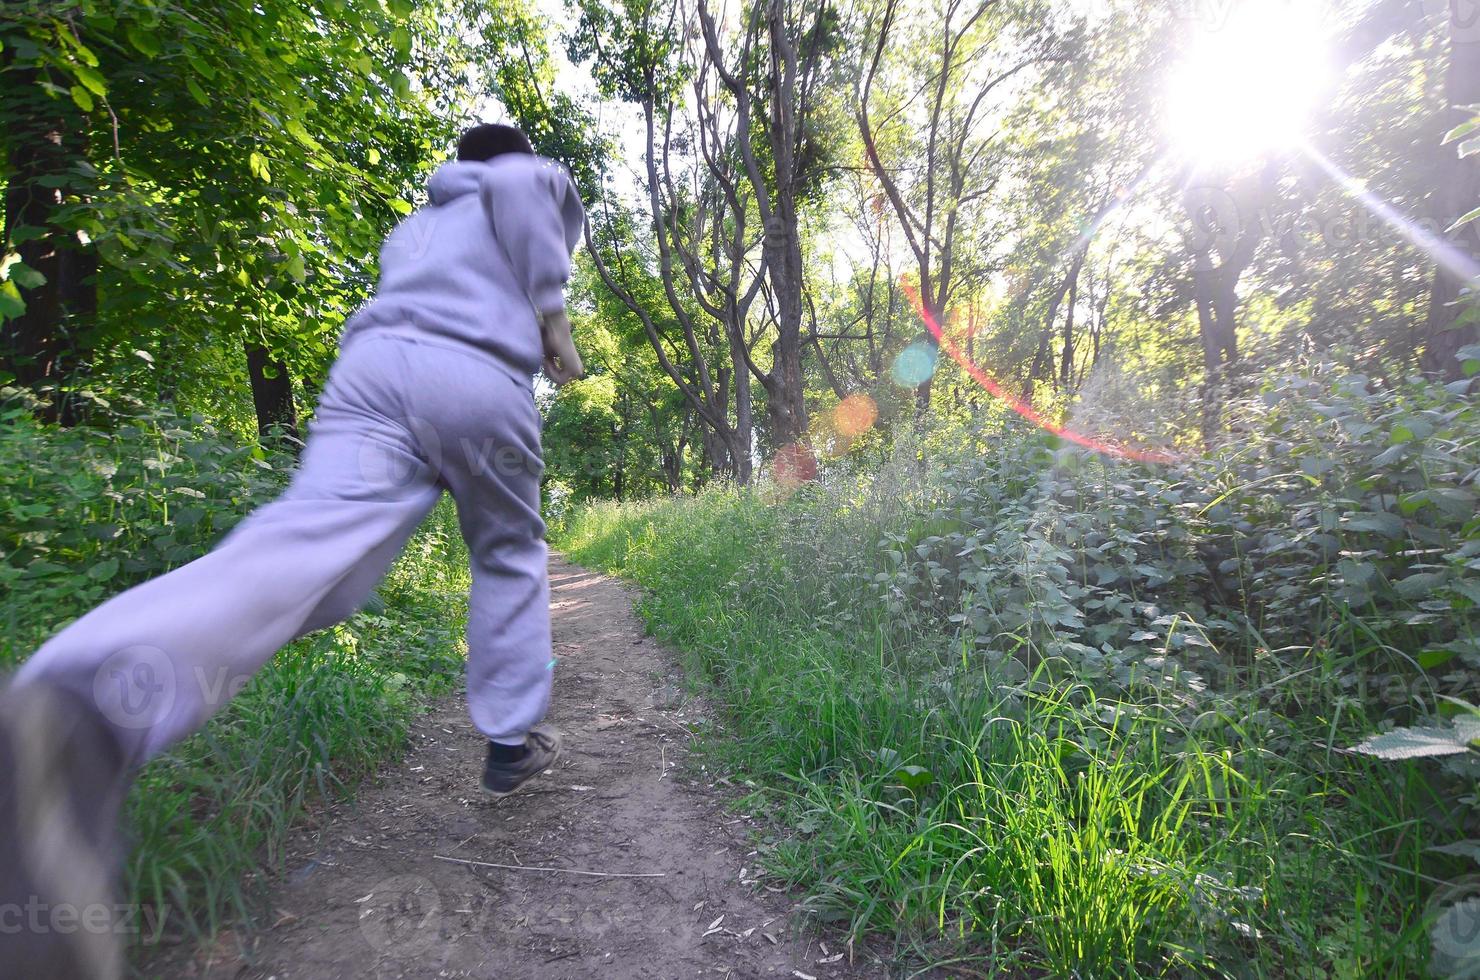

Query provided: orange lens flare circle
[834,393,878,438]
[900,281,1174,464]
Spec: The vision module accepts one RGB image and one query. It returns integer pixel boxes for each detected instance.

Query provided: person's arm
[480,158,586,385]
[479,158,585,321]
[539,308,584,385]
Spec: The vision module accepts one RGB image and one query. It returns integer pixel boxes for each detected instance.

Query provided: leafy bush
[801,369,1478,718]
[558,366,1478,975]
[0,390,284,663]
[0,393,470,944]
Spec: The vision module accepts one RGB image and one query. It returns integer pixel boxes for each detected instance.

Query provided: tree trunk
[695,0,812,452]
[759,0,809,448]
[613,397,629,501]
[913,326,939,423]
[762,207,808,445]
[1422,5,1480,379]
[245,343,300,445]
[1,59,97,424]
[1059,275,1077,390]
[1025,327,1052,404]
[1184,167,1268,442]
[729,340,754,483]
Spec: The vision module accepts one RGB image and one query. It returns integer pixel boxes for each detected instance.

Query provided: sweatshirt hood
[426,160,487,205]
[427,154,561,206]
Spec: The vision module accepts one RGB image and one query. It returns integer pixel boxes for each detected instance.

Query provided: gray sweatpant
[14,330,551,766]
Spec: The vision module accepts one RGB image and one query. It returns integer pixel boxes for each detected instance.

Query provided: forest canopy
[4,0,1474,487]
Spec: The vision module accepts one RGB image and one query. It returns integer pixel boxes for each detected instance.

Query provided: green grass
[557,488,1440,976]
[0,405,471,948]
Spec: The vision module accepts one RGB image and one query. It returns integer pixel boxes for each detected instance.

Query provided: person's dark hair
[456,124,535,162]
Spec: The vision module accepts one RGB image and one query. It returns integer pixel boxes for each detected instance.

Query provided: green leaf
[0,281,25,320]
[6,225,46,245]
[1430,841,1480,864]
[8,263,46,289]
[1420,649,1459,670]
[1461,345,1480,377]
[894,765,934,792]
[391,70,411,99]
[186,76,210,106]
[285,118,320,150]
[1351,719,1480,760]
[1337,559,1377,587]
[187,54,217,80]
[1445,118,1480,145]
[69,85,94,112]
[125,26,161,57]
[87,558,119,582]
[1449,205,1480,233]
[71,63,106,97]
[1342,512,1404,538]
[249,151,271,182]
[1396,571,1449,598]
[391,26,412,58]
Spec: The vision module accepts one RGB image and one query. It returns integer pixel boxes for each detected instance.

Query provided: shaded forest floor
[145,557,886,980]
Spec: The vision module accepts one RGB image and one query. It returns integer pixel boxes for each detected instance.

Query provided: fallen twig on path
[432,854,666,878]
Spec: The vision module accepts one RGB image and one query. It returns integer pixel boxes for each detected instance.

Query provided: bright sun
[1165,1,1334,167]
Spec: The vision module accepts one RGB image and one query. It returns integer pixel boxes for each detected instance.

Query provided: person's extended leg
[0,684,129,980]
[1,334,441,977]
[446,429,550,748]
[13,334,443,763]
[399,338,557,792]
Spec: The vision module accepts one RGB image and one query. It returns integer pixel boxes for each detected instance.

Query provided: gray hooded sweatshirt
[341,154,585,376]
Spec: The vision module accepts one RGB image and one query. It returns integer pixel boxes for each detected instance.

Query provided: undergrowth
[557,368,1478,977]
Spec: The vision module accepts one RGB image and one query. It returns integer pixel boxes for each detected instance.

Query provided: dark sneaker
[480,725,562,797]
[0,683,131,980]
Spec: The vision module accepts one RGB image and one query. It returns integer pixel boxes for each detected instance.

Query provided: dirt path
[162,557,886,980]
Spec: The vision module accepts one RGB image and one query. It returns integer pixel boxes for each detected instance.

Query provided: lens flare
[891,341,939,387]
[834,393,878,438]
[899,281,1174,464]
[1165,0,1333,167]
[1302,142,1480,287]
[808,393,880,459]
[772,441,818,486]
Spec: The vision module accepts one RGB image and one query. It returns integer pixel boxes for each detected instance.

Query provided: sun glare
[1165,1,1333,167]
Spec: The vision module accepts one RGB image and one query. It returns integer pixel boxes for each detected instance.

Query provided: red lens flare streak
[900,281,1174,464]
